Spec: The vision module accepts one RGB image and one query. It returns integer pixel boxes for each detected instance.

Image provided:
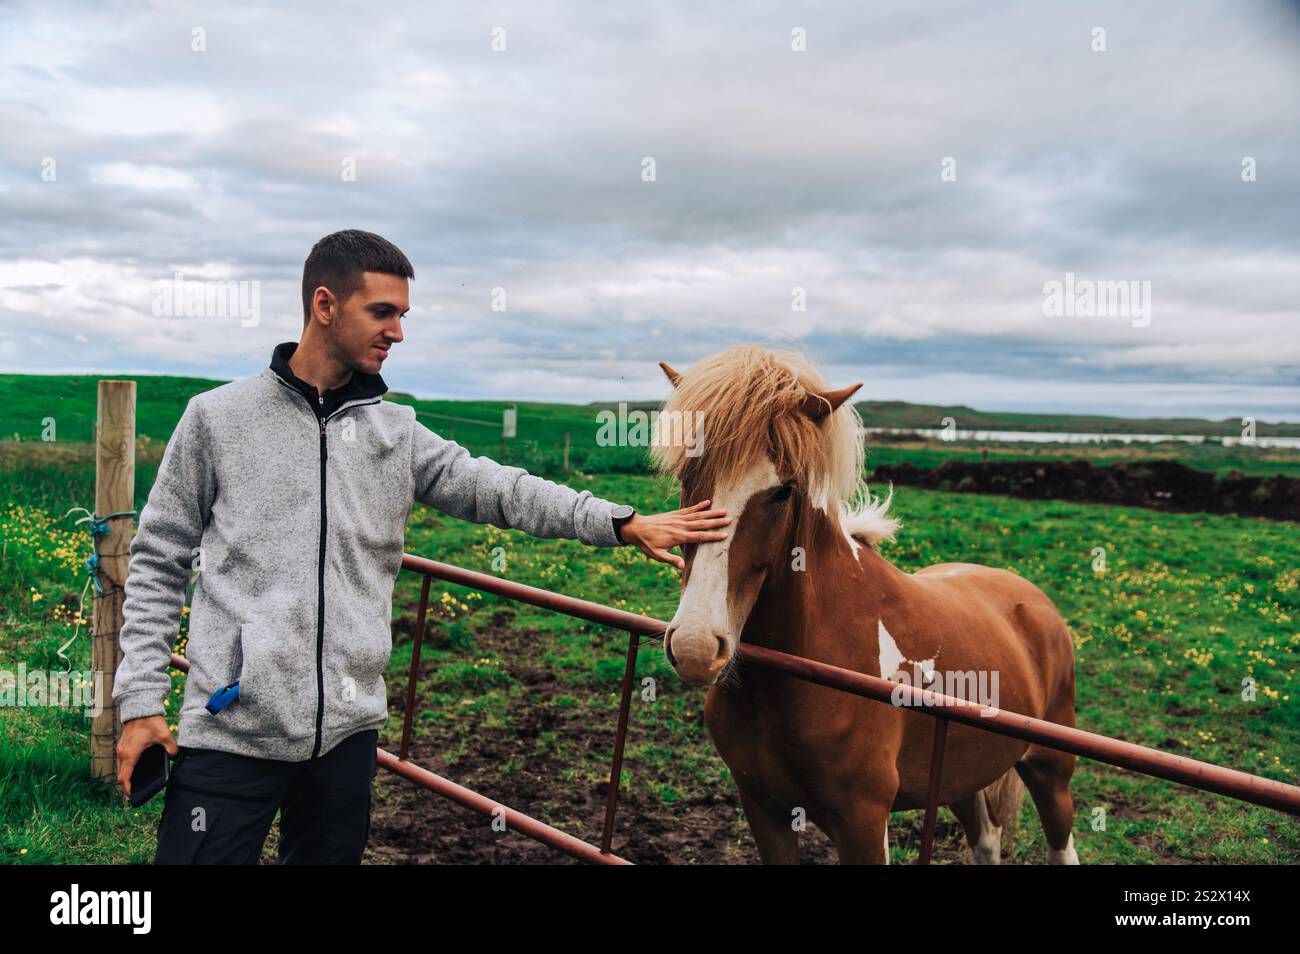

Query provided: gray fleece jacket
[112,357,628,761]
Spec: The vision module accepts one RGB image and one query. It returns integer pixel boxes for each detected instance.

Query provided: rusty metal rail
[166,553,1300,864]
[392,554,1300,863]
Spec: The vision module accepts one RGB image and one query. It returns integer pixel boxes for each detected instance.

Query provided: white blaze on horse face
[665,457,781,683]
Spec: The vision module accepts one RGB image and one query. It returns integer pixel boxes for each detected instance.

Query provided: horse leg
[949,790,1001,864]
[1015,746,1079,864]
[824,798,892,865]
[736,786,800,864]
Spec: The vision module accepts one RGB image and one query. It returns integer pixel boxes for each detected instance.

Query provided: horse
[649,344,1078,864]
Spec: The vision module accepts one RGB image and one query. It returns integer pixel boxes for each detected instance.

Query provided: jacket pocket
[220,619,311,740]
[332,614,392,727]
[177,628,239,717]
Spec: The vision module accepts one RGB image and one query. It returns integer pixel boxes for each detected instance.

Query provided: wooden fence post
[563,431,570,472]
[91,380,135,785]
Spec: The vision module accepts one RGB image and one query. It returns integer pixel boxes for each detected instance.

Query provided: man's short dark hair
[302,229,414,323]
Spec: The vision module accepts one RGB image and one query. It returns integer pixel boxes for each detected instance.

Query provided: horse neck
[738,501,910,667]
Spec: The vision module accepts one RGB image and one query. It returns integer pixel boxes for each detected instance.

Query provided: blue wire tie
[205,682,241,713]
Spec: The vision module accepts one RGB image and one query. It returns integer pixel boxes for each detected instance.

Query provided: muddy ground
[361,619,980,865]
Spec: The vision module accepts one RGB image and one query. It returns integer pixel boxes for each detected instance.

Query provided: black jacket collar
[270,341,387,417]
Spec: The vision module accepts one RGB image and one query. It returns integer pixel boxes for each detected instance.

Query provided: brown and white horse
[650,345,1079,864]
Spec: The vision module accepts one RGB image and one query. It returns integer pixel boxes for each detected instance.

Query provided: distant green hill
[2,373,1299,517]
[586,398,1300,437]
[2,372,1296,461]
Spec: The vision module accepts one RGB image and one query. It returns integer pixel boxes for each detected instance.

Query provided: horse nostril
[664,628,678,667]
[715,636,728,661]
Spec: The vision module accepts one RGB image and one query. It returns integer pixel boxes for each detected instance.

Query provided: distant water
[861,427,1300,450]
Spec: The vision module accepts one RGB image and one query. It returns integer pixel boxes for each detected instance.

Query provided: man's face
[321,271,408,374]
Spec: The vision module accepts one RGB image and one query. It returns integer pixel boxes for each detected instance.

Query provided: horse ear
[658,361,683,388]
[800,382,863,422]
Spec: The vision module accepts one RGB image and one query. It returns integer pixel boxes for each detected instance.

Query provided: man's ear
[311,286,338,325]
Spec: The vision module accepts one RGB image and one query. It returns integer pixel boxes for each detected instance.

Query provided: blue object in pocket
[205,681,241,713]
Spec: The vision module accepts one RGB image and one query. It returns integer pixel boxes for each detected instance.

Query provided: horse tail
[983,768,1026,856]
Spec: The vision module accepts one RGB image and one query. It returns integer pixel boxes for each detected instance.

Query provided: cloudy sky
[2,0,1298,420]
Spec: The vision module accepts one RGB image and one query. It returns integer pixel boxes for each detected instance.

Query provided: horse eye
[770,482,794,503]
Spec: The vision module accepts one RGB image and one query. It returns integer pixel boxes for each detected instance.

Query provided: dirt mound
[870,458,1300,521]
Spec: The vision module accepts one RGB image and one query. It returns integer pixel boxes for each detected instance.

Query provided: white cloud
[91,163,197,191]
[865,313,936,341]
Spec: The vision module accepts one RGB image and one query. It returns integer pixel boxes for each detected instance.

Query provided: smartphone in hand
[129,743,171,808]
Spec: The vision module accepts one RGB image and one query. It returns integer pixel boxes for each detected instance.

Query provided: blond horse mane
[649,344,900,547]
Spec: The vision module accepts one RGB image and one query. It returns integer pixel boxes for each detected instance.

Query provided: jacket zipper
[271,374,381,758]
[312,394,381,757]
[314,395,326,757]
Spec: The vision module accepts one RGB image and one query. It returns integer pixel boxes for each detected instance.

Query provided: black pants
[153,729,378,864]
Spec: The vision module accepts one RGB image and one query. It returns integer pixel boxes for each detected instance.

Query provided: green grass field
[1,375,1297,863]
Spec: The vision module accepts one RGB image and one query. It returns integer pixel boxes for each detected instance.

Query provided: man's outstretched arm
[409,417,729,568]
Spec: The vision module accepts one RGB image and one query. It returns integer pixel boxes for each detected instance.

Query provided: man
[113,229,729,864]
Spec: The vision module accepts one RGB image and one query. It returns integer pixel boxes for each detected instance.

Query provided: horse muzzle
[664,625,732,685]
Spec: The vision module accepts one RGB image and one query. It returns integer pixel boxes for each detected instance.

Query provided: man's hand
[116,715,178,799]
[617,499,731,570]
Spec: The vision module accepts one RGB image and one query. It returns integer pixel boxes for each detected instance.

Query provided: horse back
[903,562,1076,717]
